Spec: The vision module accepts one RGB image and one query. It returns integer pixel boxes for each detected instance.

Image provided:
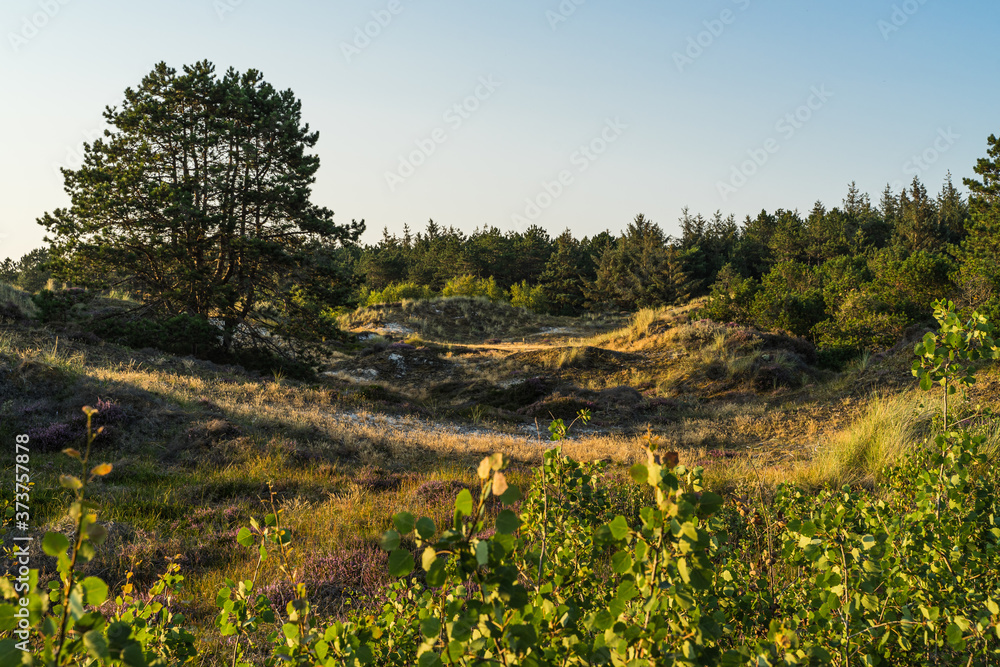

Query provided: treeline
[350,159,1000,360]
[6,124,1000,365]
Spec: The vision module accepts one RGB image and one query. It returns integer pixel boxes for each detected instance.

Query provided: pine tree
[894,177,941,253]
[539,230,588,315]
[587,214,677,309]
[958,133,1000,316]
[38,61,363,351]
[936,171,968,245]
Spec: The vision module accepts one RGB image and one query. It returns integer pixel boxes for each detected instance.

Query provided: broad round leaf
[236,527,254,548]
[416,517,436,540]
[80,577,108,606]
[393,511,415,535]
[380,529,401,552]
[608,516,630,541]
[388,549,414,578]
[421,617,441,639]
[42,532,70,557]
[495,509,520,535]
[629,463,648,484]
[455,489,473,516]
[499,484,521,506]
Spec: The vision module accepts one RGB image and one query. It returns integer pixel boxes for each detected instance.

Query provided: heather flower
[28,423,77,452]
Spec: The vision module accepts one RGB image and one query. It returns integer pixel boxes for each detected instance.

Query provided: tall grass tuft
[798,390,933,489]
[0,281,39,319]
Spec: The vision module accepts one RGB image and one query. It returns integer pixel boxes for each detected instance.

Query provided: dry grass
[0,281,39,319]
[795,390,933,489]
[340,296,575,343]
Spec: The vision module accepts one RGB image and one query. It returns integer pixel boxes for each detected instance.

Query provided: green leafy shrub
[90,314,222,357]
[364,282,436,306]
[32,288,96,323]
[701,263,758,324]
[508,280,548,313]
[441,274,506,303]
[813,289,909,354]
[750,261,826,336]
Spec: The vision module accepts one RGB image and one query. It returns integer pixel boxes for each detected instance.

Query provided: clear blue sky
[2,0,998,260]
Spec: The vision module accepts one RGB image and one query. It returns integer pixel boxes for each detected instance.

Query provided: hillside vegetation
[4,290,1000,663]
[6,59,1000,666]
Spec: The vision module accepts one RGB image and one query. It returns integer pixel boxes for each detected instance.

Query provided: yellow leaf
[492,471,509,496]
[91,463,113,477]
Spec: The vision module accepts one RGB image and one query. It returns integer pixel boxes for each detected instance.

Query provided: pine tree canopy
[39,60,363,350]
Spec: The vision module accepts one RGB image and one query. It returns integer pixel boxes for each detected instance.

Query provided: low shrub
[508,280,548,313]
[441,274,506,303]
[364,281,436,306]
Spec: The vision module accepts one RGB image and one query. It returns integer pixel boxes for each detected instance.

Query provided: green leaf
[418,652,443,667]
[499,484,521,505]
[422,546,438,572]
[608,516,630,541]
[629,463,647,484]
[699,492,723,515]
[495,510,519,535]
[121,642,146,667]
[393,512,415,535]
[59,475,82,490]
[945,622,964,648]
[593,610,614,630]
[380,530,401,552]
[416,517,436,540]
[283,622,300,641]
[677,557,692,584]
[0,606,15,633]
[611,550,633,574]
[426,556,447,586]
[388,549,414,578]
[455,489,473,516]
[475,540,489,566]
[236,527,253,548]
[920,373,933,391]
[42,532,70,557]
[85,522,108,545]
[83,630,110,660]
[421,617,441,639]
[80,577,108,606]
